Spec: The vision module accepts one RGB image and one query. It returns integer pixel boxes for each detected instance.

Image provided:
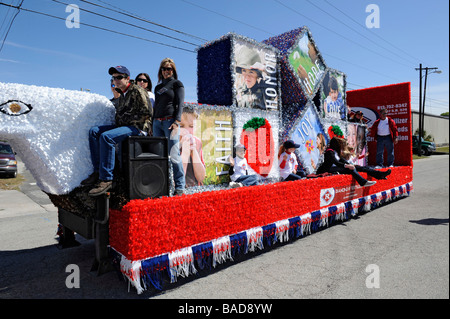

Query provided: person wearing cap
[348,110,364,123]
[153,58,186,195]
[228,144,261,187]
[235,45,269,110]
[278,140,306,182]
[81,65,152,196]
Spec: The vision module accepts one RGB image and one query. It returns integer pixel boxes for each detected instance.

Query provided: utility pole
[418,64,422,154]
[421,67,440,140]
[415,65,441,155]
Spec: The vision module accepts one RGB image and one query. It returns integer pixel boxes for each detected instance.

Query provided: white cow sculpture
[0,82,115,195]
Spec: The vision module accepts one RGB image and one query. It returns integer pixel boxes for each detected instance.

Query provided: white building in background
[411,111,449,146]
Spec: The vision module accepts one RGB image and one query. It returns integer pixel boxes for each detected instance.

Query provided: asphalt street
[0,155,448,300]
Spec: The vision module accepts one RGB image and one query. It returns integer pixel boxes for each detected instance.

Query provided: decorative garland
[111,179,413,294]
[328,124,344,139]
[110,166,412,263]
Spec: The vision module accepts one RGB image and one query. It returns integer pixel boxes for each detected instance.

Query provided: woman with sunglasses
[135,73,155,108]
[153,58,186,195]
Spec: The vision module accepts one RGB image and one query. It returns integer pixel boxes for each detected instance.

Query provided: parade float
[0,26,413,294]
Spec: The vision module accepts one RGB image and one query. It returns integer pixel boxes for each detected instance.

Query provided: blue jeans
[284,173,303,182]
[235,175,260,186]
[376,135,394,167]
[89,125,140,181]
[153,118,185,190]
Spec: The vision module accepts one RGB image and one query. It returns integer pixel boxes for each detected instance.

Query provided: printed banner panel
[347,123,368,166]
[233,109,280,179]
[290,104,328,174]
[180,107,233,187]
[320,69,346,121]
[288,31,326,98]
[347,82,412,166]
[234,38,280,110]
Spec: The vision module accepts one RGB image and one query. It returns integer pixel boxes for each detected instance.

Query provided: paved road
[0,155,448,300]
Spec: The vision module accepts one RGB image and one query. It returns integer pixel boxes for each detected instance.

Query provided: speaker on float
[123,136,169,200]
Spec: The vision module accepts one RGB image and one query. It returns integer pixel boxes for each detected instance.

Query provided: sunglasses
[161,67,173,72]
[111,75,127,80]
[137,78,148,83]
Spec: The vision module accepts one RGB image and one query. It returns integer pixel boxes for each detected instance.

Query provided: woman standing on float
[153,58,186,196]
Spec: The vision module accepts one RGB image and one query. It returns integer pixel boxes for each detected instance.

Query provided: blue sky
[1,0,448,115]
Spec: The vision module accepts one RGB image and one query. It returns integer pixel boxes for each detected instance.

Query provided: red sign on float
[347,82,412,167]
[320,184,365,207]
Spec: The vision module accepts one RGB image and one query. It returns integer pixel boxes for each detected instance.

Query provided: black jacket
[153,77,185,122]
[316,148,347,174]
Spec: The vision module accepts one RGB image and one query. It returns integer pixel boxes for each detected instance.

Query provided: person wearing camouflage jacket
[112,81,152,134]
[81,65,153,196]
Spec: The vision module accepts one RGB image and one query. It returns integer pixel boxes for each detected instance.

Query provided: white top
[279,152,298,180]
[148,91,155,108]
[231,156,248,182]
[377,118,390,136]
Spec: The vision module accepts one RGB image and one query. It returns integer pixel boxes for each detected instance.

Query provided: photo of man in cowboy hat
[234,42,276,110]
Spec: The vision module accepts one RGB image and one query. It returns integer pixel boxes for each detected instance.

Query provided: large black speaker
[123,136,169,200]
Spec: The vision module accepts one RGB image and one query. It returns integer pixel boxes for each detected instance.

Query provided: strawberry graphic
[328,125,344,139]
[240,117,274,177]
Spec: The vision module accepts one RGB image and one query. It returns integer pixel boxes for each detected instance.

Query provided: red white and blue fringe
[112,182,413,294]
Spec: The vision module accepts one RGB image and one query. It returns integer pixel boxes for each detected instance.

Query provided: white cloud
[0,58,21,63]
[4,41,98,63]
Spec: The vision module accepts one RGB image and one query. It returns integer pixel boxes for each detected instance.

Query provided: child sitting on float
[278,140,307,182]
[316,137,390,187]
[228,144,261,188]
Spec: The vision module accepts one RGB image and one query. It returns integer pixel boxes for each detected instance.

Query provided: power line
[346,81,366,89]
[51,0,199,47]
[0,0,23,53]
[322,0,424,66]
[273,0,414,69]
[305,0,419,66]
[0,0,16,37]
[181,0,276,36]
[0,2,196,53]
[411,95,449,106]
[177,0,406,84]
[80,0,207,43]
[322,52,402,82]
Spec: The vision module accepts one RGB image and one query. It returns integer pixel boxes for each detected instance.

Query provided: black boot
[81,171,99,186]
[380,169,391,179]
[373,168,391,180]
[366,168,391,180]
